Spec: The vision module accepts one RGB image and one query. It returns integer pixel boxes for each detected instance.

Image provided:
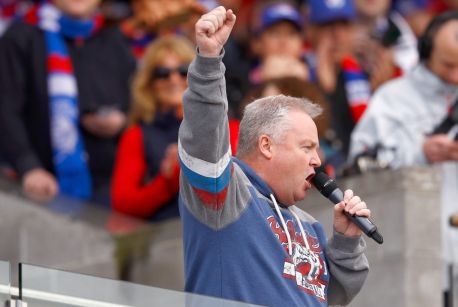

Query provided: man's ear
[258,134,273,159]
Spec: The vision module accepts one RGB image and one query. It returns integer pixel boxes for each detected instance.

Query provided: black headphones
[418,11,458,61]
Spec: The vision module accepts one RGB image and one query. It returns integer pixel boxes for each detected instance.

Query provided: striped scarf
[341,56,371,123]
[24,2,103,200]
[341,55,403,123]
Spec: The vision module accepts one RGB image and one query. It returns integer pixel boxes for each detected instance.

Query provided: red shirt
[111,119,240,219]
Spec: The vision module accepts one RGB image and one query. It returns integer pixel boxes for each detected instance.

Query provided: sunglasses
[152,65,188,80]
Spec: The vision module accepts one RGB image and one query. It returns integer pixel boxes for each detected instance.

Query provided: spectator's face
[355,0,391,19]
[311,21,355,62]
[54,0,100,18]
[255,21,303,59]
[151,52,188,111]
[429,20,458,85]
[267,111,321,205]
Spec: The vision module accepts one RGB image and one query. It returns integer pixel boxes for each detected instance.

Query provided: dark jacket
[0,21,135,192]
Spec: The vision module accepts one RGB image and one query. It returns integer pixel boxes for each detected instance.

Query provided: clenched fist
[195,6,236,57]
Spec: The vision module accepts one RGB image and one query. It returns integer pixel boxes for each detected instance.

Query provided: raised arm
[178,7,236,213]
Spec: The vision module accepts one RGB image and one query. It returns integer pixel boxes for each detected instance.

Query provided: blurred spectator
[395,0,458,37]
[348,12,458,302]
[240,77,344,177]
[111,37,194,220]
[249,1,309,85]
[354,0,418,76]
[111,35,240,220]
[349,11,458,169]
[308,0,405,160]
[0,0,135,204]
[307,0,364,159]
[120,0,206,60]
[111,34,241,221]
[121,0,251,119]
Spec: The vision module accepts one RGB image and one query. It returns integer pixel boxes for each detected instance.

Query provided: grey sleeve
[326,231,369,306]
[179,51,230,164]
[178,51,252,230]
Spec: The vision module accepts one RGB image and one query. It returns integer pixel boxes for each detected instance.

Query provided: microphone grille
[312,172,338,197]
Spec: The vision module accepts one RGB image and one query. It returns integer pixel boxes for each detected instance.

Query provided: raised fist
[195,6,236,57]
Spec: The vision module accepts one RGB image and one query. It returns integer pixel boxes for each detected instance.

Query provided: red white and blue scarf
[24,2,103,199]
[341,56,371,123]
[341,55,403,123]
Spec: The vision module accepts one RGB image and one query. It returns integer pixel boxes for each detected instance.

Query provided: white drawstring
[290,209,311,251]
[270,194,292,256]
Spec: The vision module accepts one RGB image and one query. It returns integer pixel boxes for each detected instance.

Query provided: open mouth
[305,173,315,188]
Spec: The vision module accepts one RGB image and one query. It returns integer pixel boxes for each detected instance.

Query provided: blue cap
[308,0,356,24]
[255,3,303,34]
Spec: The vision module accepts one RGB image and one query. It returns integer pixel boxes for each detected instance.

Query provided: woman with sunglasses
[111,36,194,220]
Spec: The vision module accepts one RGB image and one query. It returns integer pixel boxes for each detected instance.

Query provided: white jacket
[349,63,458,288]
[349,63,458,167]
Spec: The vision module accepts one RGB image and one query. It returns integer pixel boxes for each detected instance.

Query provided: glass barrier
[0,260,10,305]
[20,263,263,307]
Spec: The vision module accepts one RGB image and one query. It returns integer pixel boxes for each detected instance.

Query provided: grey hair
[236,95,322,158]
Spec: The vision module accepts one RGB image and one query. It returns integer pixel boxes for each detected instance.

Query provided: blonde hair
[129,36,195,124]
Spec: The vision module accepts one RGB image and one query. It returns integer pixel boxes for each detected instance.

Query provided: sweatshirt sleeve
[178,51,233,212]
[326,231,369,306]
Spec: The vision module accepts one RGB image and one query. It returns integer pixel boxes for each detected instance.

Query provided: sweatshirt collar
[233,157,311,255]
[232,157,275,200]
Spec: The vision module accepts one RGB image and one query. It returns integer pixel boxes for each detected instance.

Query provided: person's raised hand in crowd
[22,168,59,203]
[195,6,236,57]
[160,143,179,179]
[423,134,458,163]
[81,109,126,139]
[261,56,309,82]
[334,189,371,237]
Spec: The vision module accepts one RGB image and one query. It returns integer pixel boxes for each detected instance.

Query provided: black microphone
[312,172,383,244]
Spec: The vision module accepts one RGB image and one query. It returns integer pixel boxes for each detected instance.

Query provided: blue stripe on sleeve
[180,159,231,194]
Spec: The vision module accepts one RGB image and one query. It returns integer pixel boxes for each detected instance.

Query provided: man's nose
[311,150,322,168]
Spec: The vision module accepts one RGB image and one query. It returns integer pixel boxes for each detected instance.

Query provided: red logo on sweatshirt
[267,216,328,301]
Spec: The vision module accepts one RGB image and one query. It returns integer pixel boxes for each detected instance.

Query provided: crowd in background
[0,0,457,222]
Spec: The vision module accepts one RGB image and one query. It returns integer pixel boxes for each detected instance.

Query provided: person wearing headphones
[350,11,458,166]
[349,11,458,306]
